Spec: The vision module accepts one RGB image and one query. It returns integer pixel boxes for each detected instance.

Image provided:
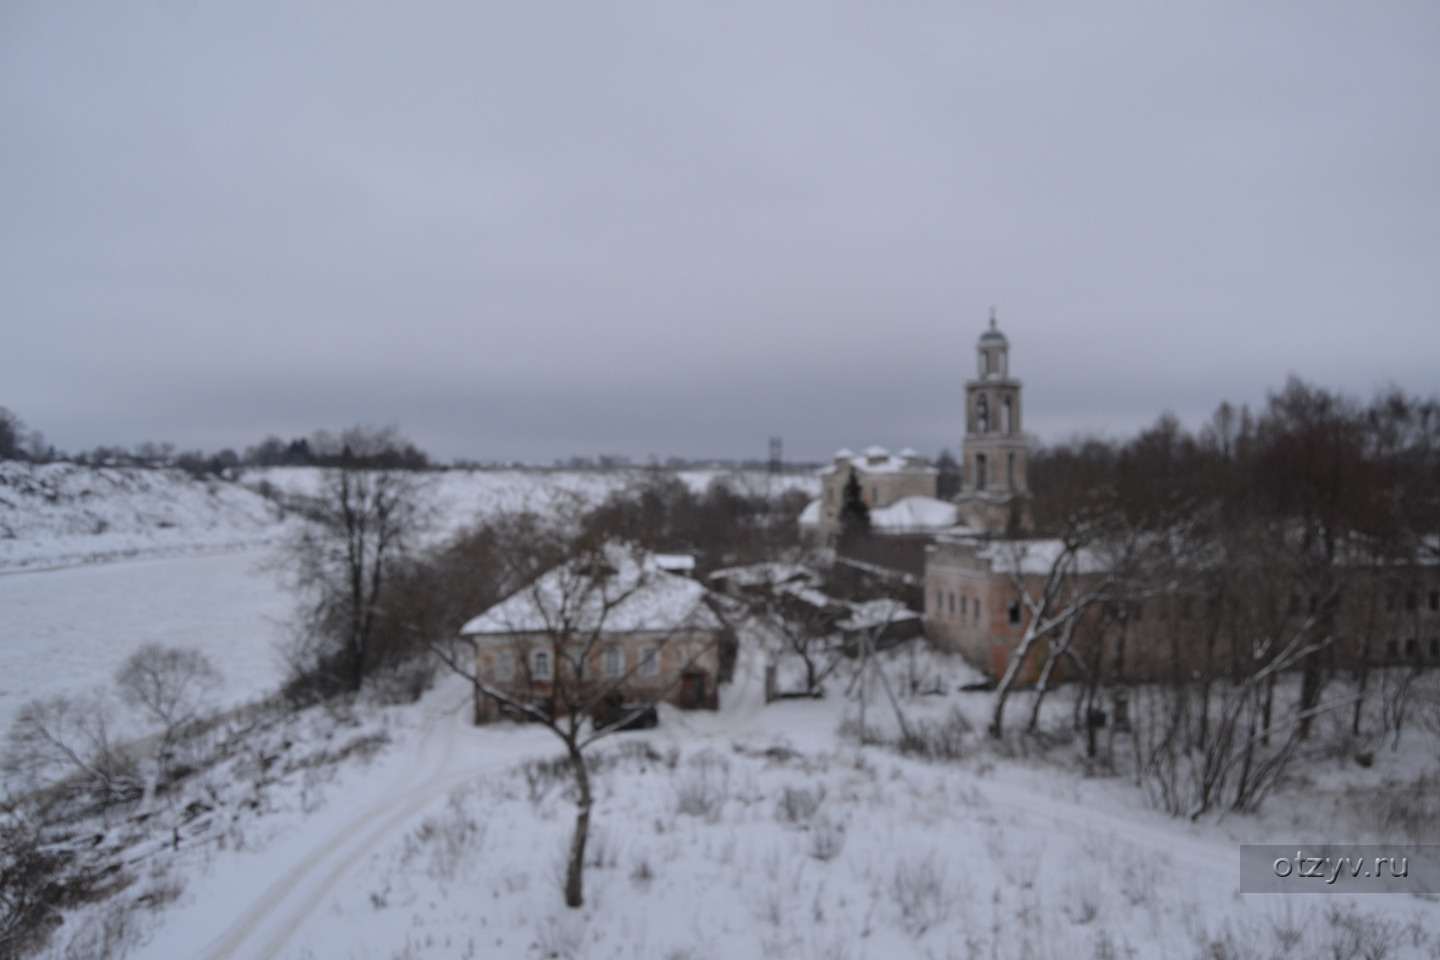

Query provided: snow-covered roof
[798,497,821,527]
[976,538,1110,576]
[837,598,920,631]
[709,561,819,591]
[819,447,935,477]
[870,496,958,533]
[460,543,722,636]
[651,553,695,574]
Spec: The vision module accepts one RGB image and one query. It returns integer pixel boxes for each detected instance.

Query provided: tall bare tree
[285,426,432,695]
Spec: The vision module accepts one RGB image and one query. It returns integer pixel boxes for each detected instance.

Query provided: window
[640,646,660,676]
[1405,638,1418,658]
[1430,590,1439,612]
[532,649,552,680]
[1003,397,1013,434]
[1430,638,1439,658]
[976,454,988,490]
[1007,453,1016,490]
[603,645,622,678]
[1007,601,1021,625]
[494,650,515,683]
[974,600,981,623]
[947,592,955,616]
[977,395,989,433]
[961,595,968,616]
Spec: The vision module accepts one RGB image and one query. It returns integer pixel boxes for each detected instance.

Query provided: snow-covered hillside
[0,463,820,574]
[242,466,819,543]
[0,462,283,572]
[44,656,1440,960]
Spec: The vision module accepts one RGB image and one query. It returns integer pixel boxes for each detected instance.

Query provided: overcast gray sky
[2,1,1437,463]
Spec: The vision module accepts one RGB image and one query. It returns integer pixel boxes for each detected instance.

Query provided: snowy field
[0,549,294,734]
[42,650,1440,960]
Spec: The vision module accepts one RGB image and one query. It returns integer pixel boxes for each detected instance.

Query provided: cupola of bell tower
[977,309,1009,380]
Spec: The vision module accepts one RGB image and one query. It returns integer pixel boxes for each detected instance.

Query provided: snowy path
[138,683,558,960]
[139,654,777,960]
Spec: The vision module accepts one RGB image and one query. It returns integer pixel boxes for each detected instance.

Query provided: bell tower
[956,310,1030,532]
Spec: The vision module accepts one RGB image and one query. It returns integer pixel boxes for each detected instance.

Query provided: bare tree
[0,812,98,959]
[115,644,221,777]
[747,583,846,699]
[988,533,1118,739]
[431,539,721,908]
[284,426,432,696]
[1,694,139,809]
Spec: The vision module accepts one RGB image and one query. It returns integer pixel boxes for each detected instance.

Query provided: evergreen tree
[935,449,962,499]
[837,467,871,543]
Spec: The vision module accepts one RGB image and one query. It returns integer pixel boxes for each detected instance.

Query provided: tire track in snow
[192,691,510,960]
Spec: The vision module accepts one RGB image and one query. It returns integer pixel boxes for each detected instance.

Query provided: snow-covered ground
[241,466,818,545]
[18,461,1434,959]
[1,463,820,574]
[41,647,1435,960]
[0,462,283,572]
[0,549,294,734]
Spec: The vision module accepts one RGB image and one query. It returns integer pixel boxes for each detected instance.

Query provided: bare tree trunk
[1261,672,1275,746]
[990,628,1044,738]
[1297,650,1323,741]
[563,740,592,909]
[1352,642,1370,736]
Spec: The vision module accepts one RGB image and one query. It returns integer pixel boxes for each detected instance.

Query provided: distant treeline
[0,409,430,476]
[1026,376,1440,545]
[0,407,821,476]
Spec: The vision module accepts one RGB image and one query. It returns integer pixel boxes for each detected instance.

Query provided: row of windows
[934,589,981,624]
[494,646,659,682]
[1385,591,1440,614]
[1385,637,1440,660]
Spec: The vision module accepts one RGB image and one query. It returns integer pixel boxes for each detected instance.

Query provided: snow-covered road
[138,682,558,960]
